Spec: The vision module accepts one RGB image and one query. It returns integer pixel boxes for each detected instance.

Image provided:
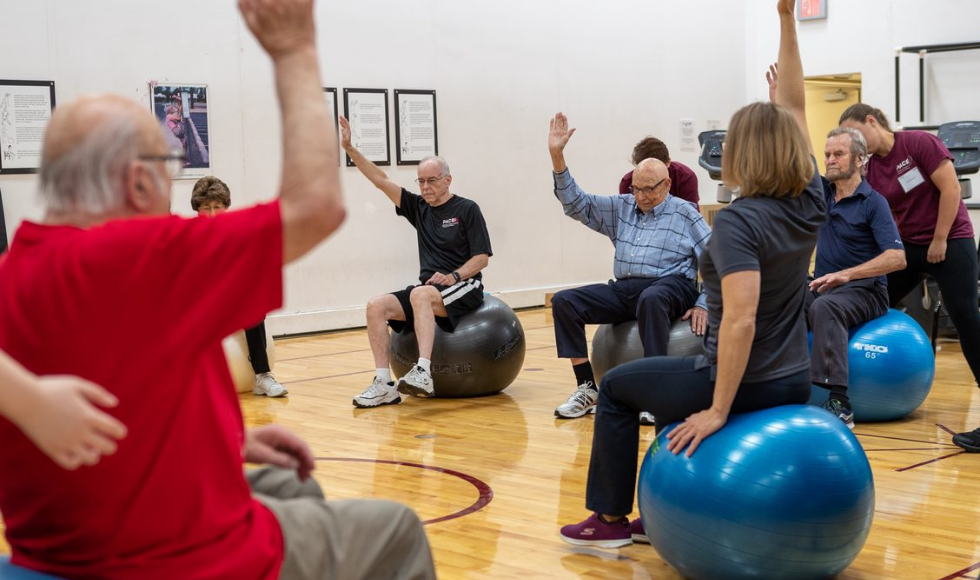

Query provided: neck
[874,130,896,157]
[831,174,862,200]
[429,192,453,207]
[43,207,132,228]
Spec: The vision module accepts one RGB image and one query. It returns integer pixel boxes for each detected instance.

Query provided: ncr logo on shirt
[442,217,459,229]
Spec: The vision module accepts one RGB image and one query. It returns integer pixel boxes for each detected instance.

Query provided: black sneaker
[952,428,980,453]
[820,397,855,430]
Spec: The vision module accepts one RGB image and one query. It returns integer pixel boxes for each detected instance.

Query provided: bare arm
[549,112,576,173]
[339,115,402,206]
[424,254,490,286]
[667,270,759,456]
[809,249,906,292]
[774,0,812,154]
[0,351,127,470]
[927,159,962,263]
[239,0,346,265]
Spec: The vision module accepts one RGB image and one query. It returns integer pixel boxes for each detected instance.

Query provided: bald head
[40,94,169,219]
[631,158,671,213]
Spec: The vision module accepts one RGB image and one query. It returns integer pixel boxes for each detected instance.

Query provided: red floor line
[896,451,964,472]
[864,447,950,452]
[936,423,957,436]
[937,560,980,580]
[277,347,372,363]
[858,432,959,447]
[289,369,375,384]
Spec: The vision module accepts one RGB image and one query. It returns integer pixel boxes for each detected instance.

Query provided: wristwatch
[452,271,461,283]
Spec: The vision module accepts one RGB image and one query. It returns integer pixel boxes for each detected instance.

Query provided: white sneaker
[554,382,599,419]
[397,365,435,398]
[253,372,288,397]
[639,412,656,426]
[353,377,401,408]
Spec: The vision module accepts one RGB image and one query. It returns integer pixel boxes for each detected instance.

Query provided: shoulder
[670,161,697,178]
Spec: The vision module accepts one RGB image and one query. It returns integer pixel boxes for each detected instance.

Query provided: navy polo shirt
[815,177,904,284]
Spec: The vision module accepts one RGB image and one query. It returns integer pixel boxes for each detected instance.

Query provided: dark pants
[887,238,980,382]
[246,321,271,374]
[584,355,810,516]
[805,280,889,390]
[552,276,698,359]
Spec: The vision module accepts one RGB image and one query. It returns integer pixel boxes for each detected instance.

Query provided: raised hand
[339,115,352,150]
[17,376,127,470]
[777,0,795,16]
[238,0,316,60]
[548,112,576,155]
[766,63,778,103]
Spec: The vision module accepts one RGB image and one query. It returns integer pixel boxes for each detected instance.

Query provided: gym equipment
[937,120,980,199]
[591,318,704,384]
[638,405,874,580]
[389,295,525,397]
[698,130,735,202]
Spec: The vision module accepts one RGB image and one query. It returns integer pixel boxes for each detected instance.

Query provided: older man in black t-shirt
[339,116,493,408]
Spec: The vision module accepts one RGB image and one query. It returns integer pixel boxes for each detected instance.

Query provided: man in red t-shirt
[617,136,700,210]
[0,1,435,579]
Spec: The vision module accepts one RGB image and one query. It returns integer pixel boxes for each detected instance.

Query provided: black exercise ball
[389,295,526,398]
[592,318,704,384]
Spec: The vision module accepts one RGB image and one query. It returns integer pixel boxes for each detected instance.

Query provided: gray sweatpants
[805,279,889,390]
[247,467,437,580]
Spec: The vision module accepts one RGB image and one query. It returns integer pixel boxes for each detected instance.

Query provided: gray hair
[418,155,450,177]
[38,114,143,215]
[826,126,868,164]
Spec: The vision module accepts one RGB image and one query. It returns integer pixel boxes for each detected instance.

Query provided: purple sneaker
[629,517,649,544]
[559,513,632,548]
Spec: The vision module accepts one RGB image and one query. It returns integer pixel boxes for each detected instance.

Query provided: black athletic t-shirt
[699,159,826,383]
[396,189,493,284]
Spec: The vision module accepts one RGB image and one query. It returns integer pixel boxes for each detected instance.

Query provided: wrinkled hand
[239,0,316,60]
[809,271,850,293]
[548,113,576,154]
[425,272,455,286]
[16,376,127,470]
[666,407,728,457]
[682,306,708,336]
[777,0,795,16]
[339,115,352,150]
[245,425,315,481]
[927,238,947,263]
[766,63,778,103]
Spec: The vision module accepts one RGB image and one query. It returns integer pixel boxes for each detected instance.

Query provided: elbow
[894,252,907,271]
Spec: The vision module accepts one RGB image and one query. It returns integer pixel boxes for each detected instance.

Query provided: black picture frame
[342,88,390,167]
[0,79,56,174]
[0,184,7,253]
[394,89,438,166]
[323,87,339,166]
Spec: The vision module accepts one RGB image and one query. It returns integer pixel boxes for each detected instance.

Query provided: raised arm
[549,112,576,173]
[339,115,403,207]
[774,0,812,155]
[239,0,346,265]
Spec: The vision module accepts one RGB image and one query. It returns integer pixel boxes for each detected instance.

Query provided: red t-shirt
[865,130,974,244]
[0,203,285,579]
[618,160,700,210]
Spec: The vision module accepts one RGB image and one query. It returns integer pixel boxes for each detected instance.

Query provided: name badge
[898,167,925,193]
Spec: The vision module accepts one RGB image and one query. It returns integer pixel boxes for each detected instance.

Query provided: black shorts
[388,279,485,333]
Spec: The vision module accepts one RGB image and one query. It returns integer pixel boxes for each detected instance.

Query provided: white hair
[826,126,868,165]
[419,155,450,177]
[38,114,143,215]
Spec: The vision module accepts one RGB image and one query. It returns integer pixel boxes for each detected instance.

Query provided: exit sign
[797,0,827,21]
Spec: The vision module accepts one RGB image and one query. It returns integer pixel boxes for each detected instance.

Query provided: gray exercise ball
[592,318,704,384]
[389,295,526,398]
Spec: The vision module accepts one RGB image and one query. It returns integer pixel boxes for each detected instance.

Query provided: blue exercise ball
[808,309,935,422]
[638,405,874,580]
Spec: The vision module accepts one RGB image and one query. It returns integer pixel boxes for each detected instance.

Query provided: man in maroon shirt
[0,0,435,579]
[617,136,700,210]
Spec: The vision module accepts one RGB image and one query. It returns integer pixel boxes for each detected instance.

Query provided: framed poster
[394,89,438,165]
[0,79,56,174]
[323,87,339,165]
[343,88,390,167]
[149,83,211,179]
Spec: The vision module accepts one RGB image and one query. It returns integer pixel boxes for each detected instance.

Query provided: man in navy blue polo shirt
[807,127,906,427]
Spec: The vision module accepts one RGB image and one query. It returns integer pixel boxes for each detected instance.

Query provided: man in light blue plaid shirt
[547,113,712,419]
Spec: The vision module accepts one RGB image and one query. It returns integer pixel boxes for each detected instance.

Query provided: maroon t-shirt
[619,160,700,210]
[865,130,973,244]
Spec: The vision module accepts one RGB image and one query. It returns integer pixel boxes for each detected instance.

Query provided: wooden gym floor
[3,307,980,578]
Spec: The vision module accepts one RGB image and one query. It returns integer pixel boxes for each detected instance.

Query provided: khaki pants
[247,468,437,580]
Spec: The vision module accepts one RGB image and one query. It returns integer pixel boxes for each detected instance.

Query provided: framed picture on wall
[0,79,56,174]
[0,184,7,253]
[343,88,390,167]
[323,87,339,165]
[149,82,211,179]
[394,89,438,166]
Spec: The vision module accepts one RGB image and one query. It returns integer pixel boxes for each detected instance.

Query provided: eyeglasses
[629,178,667,196]
[415,175,447,187]
[139,150,186,179]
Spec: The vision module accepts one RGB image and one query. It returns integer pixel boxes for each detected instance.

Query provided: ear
[444,174,452,188]
[125,161,154,212]
[864,115,877,129]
